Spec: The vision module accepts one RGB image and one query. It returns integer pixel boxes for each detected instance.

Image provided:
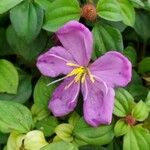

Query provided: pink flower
[36,21,132,127]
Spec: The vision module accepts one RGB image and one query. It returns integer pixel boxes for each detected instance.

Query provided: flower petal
[82,77,115,127]
[36,46,75,77]
[57,21,93,66]
[49,77,80,116]
[90,51,132,87]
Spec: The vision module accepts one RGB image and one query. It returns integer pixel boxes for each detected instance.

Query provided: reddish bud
[124,115,136,126]
[81,3,97,21]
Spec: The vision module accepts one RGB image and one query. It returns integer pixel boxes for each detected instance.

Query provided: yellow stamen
[66,62,95,84]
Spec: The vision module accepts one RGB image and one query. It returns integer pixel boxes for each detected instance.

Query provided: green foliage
[10,1,44,43]
[123,125,150,150]
[34,76,57,108]
[117,0,135,27]
[113,88,135,117]
[6,25,47,62]
[0,59,19,94]
[35,116,58,137]
[97,0,122,22]
[92,23,123,57]
[0,0,23,14]
[43,0,80,32]
[0,71,32,103]
[41,141,78,150]
[0,101,33,133]
[73,118,114,145]
[0,0,150,149]
[138,57,150,74]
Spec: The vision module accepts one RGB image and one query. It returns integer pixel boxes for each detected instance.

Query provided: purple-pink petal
[49,77,80,117]
[82,77,115,127]
[36,46,76,77]
[57,21,93,66]
[89,51,132,88]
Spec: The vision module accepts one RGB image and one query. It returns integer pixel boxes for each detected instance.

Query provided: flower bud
[125,115,136,126]
[7,130,48,150]
[7,132,25,150]
[55,123,74,142]
[81,3,97,21]
[24,130,48,150]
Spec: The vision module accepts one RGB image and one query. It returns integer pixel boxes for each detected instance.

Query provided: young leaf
[73,118,114,145]
[0,0,23,14]
[69,112,80,126]
[117,0,135,27]
[96,0,122,22]
[0,101,33,133]
[114,119,129,137]
[131,101,149,121]
[92,23,123,57]
[34,76,57,108]
[123,125,150,150]
[43,0,80,32]
[10,1,44,43]
[113,88,135,117]
[55,123,74,142]
[41,141,78,150]
[0,59,19,94]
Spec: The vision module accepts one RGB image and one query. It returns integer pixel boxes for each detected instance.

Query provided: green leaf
[92,23,123,57]
[124,46,137,66]
[43,0,80,32]
[134,11,150,40]
[96,0,122,22]
[145,91,150,109]
[79,145,106,150]
[123,125,150,150]
[0,28,12,55]
[117,0,135,27]
[129,0,144,8]
[132,101,149,121]
[35,0,52,11]
[127,84,149,101]
[73,118,114,145]
[10,1,44,43]
[114,119,129,137]
[138,57,150,74]
[0,132,9,144]
[0,101,33,133]
[6,25,47,62]
[34,76,57,108]
[0,72,32,103]
[69,112,80,126]
[31,104,50,123]
[0,59,19,94]
[0,0,23,14]
[41,141,78,150]
[35,116,58,137]
[113,88,135,117]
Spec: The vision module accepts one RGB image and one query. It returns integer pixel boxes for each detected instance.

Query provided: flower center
[66,62,95,83]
